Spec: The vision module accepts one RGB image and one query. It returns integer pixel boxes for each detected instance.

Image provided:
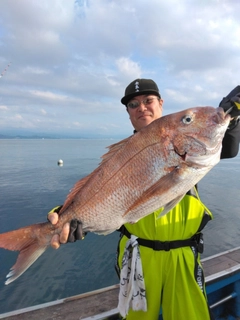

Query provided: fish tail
[0,222,50,285]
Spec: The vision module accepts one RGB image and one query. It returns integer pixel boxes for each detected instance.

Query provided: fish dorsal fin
[100,136,132,165]
[123,167,183,218]
[60,175,92,213]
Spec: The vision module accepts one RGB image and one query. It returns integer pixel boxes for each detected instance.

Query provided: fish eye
[182,115,193,124]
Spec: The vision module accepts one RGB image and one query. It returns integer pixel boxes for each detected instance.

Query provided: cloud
[0,0,240,137]
[40,109,47,115]
[0,105,8,110]
[116,57,142,80]
[29,90,68,102]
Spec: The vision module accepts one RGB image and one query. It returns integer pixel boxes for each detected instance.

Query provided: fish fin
[60,175,92,212]
[123,168,183,218]
[60,136,133,212]
[0,223,49,284]
[5,243,47,285]
[157,195,185,218]
[100,136,132,164]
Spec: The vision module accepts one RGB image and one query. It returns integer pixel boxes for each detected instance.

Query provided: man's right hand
[48,207,87,249]
[48,208,70,249]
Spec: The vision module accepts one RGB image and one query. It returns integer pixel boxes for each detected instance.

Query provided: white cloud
[116,57,142,80]
[0,0,240,137]
[29,90,68,101]
[40,108,47,115]
[165,89,191,104]
[0,105,8,110]
[14,114,23,120]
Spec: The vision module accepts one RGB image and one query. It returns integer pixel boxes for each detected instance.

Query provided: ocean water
[0,139,240,314]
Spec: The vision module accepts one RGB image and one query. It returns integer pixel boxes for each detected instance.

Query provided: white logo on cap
[135,81,139,92]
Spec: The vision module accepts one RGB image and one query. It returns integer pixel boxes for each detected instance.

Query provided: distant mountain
[0,129,125,140]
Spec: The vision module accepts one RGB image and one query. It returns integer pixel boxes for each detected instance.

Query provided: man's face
[127,94,163,131]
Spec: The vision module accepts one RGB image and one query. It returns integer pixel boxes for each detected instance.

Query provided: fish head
[167,106,231,168]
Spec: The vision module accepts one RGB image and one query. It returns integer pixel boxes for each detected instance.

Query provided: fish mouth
[174,135,223,168]
[174,149,187,161]
[216,107,231,124]
[174,136,207,162]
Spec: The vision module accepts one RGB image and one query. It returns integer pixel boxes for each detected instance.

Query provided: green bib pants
[116,190,213,320]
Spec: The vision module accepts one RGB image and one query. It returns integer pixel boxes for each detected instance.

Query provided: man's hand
[48,207,87,249]
[219,85,240,118]
[48,207,70,249]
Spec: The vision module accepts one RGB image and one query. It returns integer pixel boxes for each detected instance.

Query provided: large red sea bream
[0,106,230,284]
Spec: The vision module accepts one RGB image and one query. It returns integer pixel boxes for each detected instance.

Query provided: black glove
[68,219,87,242]
[48,206,87,243]
[219,85,240,117]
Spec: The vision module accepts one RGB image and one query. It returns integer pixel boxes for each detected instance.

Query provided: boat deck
[202,246,240,280]
[0,285,120,320]
[1,247,240,320]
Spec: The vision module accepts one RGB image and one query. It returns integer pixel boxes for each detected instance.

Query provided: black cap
[121,78,161,105]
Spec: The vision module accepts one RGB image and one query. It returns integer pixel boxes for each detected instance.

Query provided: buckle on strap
[154,241,171,251]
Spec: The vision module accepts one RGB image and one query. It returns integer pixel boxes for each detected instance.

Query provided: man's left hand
[219,85,240,117]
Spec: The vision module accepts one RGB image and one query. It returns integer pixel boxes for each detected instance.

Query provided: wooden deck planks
[0,285,119,320]
[203,247,240,278]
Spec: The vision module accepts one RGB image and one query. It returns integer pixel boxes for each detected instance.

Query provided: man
[48,79,240,319]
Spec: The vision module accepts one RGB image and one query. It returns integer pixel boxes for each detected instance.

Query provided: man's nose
[138,101,147,111]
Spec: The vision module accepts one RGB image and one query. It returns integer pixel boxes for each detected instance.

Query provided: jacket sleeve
[221,118,240,159]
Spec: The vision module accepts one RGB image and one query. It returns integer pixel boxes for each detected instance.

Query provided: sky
[0,0,240,138]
